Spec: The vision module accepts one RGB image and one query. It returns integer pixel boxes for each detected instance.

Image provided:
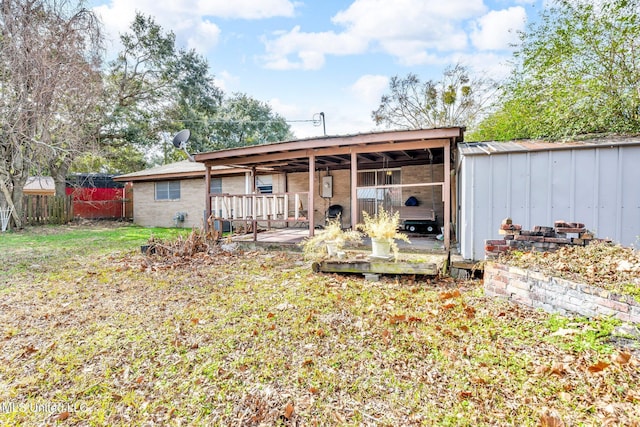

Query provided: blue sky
[89,0,543,139]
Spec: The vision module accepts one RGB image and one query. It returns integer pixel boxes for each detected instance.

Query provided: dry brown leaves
[501,241,640,293]
[1,234,639,426]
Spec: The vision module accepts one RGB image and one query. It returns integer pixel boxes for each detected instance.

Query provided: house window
[257,175,273,194]
[155,181,180,200]
[210,178,222,194]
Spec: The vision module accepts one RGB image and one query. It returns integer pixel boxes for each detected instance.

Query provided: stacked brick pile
[485,218,599,259]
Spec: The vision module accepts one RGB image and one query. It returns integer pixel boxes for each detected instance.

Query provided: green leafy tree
[471,0,640,141]
[97,13,222,171]
[206,93,294,151]
[372,63,497,130]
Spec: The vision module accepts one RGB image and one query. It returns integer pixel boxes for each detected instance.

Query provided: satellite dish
[171,129,195,162]
[172,129,190,149]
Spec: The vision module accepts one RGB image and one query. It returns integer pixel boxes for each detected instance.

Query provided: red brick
[601,299,629,313]
[485,239,507,245]
[533,226,554,234]
[515,235,544,242]
[543,237,571,244]
[500,223,523,231]
[555,227,586,234]
[554,220,571,228]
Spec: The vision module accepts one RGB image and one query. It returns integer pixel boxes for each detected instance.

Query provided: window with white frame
[155,181,180,200]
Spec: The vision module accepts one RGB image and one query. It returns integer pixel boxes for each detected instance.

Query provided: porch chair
[325,204,343,228]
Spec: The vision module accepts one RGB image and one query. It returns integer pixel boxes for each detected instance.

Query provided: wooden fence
[23,195,74,225]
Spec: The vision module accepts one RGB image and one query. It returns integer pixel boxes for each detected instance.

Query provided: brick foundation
[484,262,640,323]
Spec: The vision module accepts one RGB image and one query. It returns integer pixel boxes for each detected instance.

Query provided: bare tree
[372,63,497,130]
[0,0,102,227]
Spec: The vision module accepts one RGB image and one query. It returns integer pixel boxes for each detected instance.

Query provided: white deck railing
[210,192,309,223]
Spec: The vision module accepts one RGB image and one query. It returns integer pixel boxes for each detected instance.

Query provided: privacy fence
[22,195,74,225]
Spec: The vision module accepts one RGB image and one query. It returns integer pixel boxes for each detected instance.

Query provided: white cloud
[269,97,302,119]
[349,75,389,105]
[470,7,527,51]
[212,70,238,92]
[93,0,298,59]
[261,26,368,70]
[456,52,514,81]
[186,19,222,52]
[194,0,296,19]
[261,0,489,69]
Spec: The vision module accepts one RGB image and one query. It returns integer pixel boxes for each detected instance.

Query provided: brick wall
[286,164,443,228]
[485,219,599,259]
[485,262,640,323]
[403,164,444,226]
[288,170,352,228]
[133,179,205,228]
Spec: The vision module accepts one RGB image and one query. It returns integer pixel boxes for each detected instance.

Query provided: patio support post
[308,153,315,236]
[444,139,451,251]
[252,167,257,241]
[204,164,212,231]
[350,151,358,228]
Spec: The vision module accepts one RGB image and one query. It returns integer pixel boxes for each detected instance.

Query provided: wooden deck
[312,252,447,276]
[231,227,449,277]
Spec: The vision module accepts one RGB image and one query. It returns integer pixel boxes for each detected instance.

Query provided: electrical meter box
[322,176,333,198]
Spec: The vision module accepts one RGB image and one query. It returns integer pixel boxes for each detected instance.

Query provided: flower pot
[371,238,391,258]
[326,240,339,257]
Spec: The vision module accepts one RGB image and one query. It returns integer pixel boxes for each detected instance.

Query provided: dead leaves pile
[501,241,640,294]
[146,228,217,258]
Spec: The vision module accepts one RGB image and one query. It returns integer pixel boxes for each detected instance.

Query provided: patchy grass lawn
[0,225,638,426]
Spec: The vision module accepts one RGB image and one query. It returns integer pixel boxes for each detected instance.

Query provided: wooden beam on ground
[312,257,443,276]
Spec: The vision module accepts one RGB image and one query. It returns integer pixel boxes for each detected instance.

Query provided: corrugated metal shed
[458,136,640,260]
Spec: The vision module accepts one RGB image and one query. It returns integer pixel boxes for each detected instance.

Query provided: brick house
[113,160,284,228]
[194,128,464,251]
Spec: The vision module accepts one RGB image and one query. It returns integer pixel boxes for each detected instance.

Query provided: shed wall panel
[508,154,529,222]
[459,144,640,260]
[621,146,640,242]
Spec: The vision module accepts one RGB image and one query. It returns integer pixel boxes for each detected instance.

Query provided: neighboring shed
[24,176,55,196]
[458,136,640,261]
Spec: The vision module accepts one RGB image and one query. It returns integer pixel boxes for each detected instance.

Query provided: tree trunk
[0,175,26,229]
[51,163,69,197]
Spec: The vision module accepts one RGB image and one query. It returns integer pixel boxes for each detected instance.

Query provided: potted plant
[357,208,410,261]
[300,217,362,260]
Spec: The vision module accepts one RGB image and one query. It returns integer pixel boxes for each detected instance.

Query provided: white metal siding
[459,144,640,260]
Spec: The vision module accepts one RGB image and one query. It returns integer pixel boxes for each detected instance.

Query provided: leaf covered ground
[0,226,639,426]
[500,241,640,300]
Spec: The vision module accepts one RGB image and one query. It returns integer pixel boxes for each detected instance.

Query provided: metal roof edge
[459,135,640,156]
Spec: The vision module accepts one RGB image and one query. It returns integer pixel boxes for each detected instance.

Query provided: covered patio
[194,127,464,253]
